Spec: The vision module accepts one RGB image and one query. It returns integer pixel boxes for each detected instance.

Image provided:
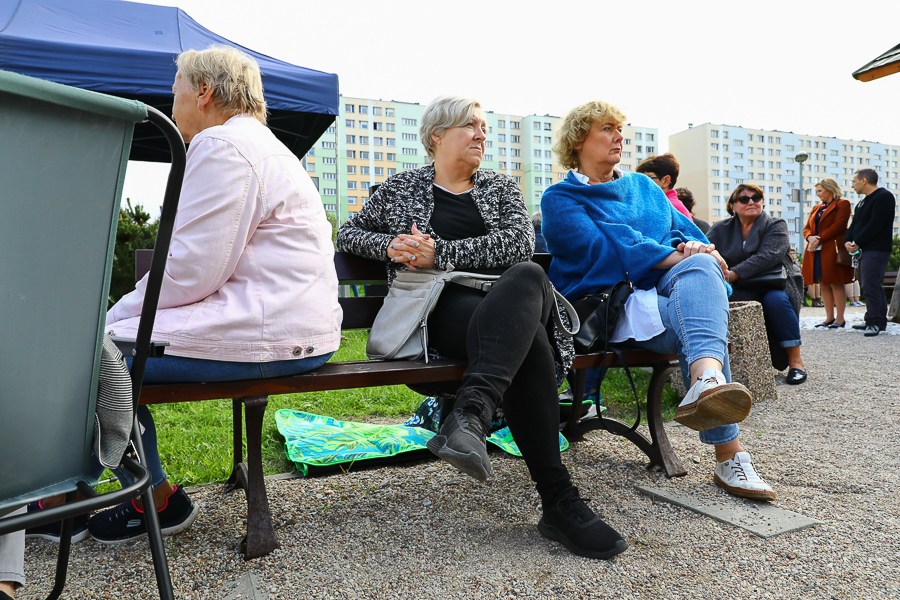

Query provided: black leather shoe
[827,321,845,329]
[538,488,627,559]
[815,319,835,328]
[786,368,807,385]
[852,324,868,330]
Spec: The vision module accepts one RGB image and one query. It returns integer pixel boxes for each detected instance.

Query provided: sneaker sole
[674,384,752,431]
[91,503,200,545]
[713,473,776,502]
[537,520,628,559]
[426,435,491,482]
[25,528,90,544]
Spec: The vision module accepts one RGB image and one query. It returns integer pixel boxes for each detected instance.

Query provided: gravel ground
[19,306,900,599]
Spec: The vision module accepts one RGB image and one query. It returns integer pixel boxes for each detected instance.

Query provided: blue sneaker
[88,485,198,544]
[24,500,90,543]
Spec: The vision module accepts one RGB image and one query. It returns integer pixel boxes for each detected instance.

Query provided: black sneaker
[426,407,491,481]
[88,485,199,544]
[864,325,883,337]
[24,500,90,543]
[538,489,628,560]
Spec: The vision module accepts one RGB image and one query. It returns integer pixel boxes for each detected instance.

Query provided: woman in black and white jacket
[337,96,627,561]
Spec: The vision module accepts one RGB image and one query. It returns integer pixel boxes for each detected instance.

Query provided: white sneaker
[673,368,752,431]
[714,451,776,501]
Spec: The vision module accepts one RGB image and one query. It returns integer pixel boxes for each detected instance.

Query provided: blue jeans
[90,352,334,488]
[628,254,739,446]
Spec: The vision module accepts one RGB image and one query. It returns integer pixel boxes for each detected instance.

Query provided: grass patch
[136,331,680,488]
[598,367,681,425]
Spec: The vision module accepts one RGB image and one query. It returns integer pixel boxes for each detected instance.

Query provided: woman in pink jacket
[27,46,342,545]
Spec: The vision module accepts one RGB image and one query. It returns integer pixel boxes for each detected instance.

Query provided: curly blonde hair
[553,101,627,170]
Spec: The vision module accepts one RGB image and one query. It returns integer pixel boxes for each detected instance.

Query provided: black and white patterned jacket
[336,163,574,385]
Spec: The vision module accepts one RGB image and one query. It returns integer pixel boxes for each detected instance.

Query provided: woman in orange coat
[802,177,854,327]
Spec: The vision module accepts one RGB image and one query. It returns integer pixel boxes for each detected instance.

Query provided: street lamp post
[794,152,809,250]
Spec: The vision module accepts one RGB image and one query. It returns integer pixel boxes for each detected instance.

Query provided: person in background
[337,95,627,560]
[543,99,774,503]
[532,210,548,253]
[789,247,802,276]
[808,283,824,307]
[845,280,863,306]
[636,153,692,221]
[707,184,807,385]
[676,187,710,234]
[0,516,25,599]
[802,178,854,328]
[845,169,895,336]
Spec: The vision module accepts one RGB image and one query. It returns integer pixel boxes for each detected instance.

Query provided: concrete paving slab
[634,485,824,538]
[222,572,268,600]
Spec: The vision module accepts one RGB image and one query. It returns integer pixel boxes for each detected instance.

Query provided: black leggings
[427,262,571,497]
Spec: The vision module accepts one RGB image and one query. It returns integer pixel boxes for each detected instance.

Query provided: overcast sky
[123,0,900,217]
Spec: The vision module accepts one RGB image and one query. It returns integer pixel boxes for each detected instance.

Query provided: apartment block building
[670,124,900,251]
[303,96,658,221]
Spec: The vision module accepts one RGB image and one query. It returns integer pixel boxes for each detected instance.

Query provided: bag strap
[595,286,640,434]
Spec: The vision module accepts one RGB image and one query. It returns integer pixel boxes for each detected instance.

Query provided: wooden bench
[884,271,897,300]
[133,250,683,560]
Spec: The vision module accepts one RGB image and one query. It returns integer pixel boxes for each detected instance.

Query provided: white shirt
[570,170,666,343]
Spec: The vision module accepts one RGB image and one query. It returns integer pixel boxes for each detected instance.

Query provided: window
[734,140,743,146]
[734,152,743,159]
[323,172,336,180]
[511,135,521,143]
[722,131,728,138]
[623,151,632,158]
[347,196,358,205]
[347,181,357,189]
[510,121,520,129]
[646,147,654,154]
[402,133,417,140]
[711,130,719,138]
[361,182,370,190]
[544,123,552,131]
[637,145,643,153]
[387,153,396,161]
[345,119,355,128]
[346,166,356,174]
[513,176,521,183]
[647,133,655,141]
[498,134,506,142]
[713,183,721,190]
[360,122,368,129]
[387,168,396,175]
[386,138,395,146]
[484,155,493,161]
[402,147,417,155]
[723,145,729,152]
[402,162,417,170]
[347,150,355,159]
[830,149,839,156]
[323,188,336,196]
[535,176,542,184]
[498,120,506,128]
[359,106,368,114]
[734,166,743,172]
[373,122,382,131]
[711,143,719,150]
[346,135,355,144]
[359,136,369,144]
[359,151,369,159]
[511,149,521,156]
[558,171,567,178]
[534,164,543,172]
[757,135,764,142]
[544,177,552,185]
[712,169,720,176]
[374,152,383,160]
[360,166,370,175]
[499,148,506,156]
[322,157,336,164]
[768,136,774,143]
[307,148,315,157]
[534,136,542,143]
[323,204,336,211]
[385,108,394,117]
[534,149,542,157]
[636,133,643,140]
[374,137,383,146]
[786,145,794,151]
[512,162,521,170]
[533,122,542,130]
[322,141,336,149]
[545,136,552,144]
[386,123,395,131]
[713,209,721,217]
[499,161,506,169]
[711,156,719,164]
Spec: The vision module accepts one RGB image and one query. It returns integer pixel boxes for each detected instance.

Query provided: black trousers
[859,250,890,329]
[427,262,571,498]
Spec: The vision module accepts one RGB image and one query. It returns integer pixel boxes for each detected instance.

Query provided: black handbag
[731,265,787,292]
[572,278,634,354]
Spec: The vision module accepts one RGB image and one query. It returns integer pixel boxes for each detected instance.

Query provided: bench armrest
[109,336,169,359]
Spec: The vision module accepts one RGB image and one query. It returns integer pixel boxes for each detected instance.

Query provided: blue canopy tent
[0,0,339,161]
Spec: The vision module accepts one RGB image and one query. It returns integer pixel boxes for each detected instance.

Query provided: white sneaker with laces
[714,451,776,501]
[673,368,752,431]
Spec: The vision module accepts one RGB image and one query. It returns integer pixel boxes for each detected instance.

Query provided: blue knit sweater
[541,171,708,300]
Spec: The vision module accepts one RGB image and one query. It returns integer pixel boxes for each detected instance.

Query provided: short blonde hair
[419,96,483,161]
[553,101,627,170]
[176,45,267,124]
[816,177,842,200]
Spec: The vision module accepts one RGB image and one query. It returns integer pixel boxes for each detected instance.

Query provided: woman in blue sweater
[542,100,775,501]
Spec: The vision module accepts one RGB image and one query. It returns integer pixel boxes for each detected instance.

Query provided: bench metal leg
[566,362,687,479]
[225,394,279,560]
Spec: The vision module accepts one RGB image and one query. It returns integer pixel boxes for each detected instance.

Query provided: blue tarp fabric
[0,0,338,115]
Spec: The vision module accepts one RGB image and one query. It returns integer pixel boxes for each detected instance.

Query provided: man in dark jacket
[845,169,896,336]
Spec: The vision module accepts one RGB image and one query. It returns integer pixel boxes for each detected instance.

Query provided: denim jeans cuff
[780,340,802,348]
[698,423,740,446]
